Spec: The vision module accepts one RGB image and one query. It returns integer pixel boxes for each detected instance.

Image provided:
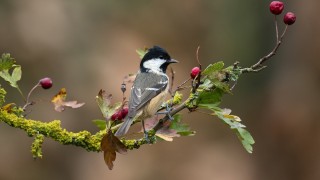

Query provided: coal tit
[115,46,178,137]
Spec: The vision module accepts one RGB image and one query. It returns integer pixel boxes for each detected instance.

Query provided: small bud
[190,67,201,79]
[121,83,126,93]
[283,12,296,25]
[39,77,53,89]
[269,1,284,15]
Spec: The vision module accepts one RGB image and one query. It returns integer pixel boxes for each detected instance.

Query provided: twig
[22,83,40,111]
[241,18,289,73]
[169,67,175,95]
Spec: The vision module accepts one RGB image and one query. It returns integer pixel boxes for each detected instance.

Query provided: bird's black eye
[159,56,164,59]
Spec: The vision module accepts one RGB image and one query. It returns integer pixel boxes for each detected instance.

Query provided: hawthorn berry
[39,77,53,89]
[111,107,128,121]
[111,110,123,121]
[190,67,201,79]
[269,1,284,15]
[121,107,128,118]
[283,12,296,25]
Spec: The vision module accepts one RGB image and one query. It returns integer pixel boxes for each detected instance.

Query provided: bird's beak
[169,59,179,63]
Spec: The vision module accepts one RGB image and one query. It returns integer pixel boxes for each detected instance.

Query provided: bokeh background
[0,0,318,180]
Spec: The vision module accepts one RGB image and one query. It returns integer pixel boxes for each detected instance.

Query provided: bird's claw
[157,104,174,120]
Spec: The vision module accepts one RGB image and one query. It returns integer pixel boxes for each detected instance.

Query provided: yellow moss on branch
[0,110,104,152]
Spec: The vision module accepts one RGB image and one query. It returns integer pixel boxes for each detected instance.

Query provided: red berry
[269,1,284,15]
[111,110,123,121]
[190,67,201,79]
[283,12,296,25]
[39,77,53,89]
[111,107,128,121]
[121,107,128,118]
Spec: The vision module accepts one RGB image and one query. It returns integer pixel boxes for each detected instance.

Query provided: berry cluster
[269,1,296,25]
[111,107,128,121]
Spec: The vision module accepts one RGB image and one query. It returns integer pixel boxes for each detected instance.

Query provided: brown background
[0,0,319,180]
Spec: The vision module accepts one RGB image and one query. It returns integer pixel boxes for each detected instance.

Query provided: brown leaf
[144,116,180,141]
[156,123,180,141]
[51,88,85,112]
[103,151,116,170]
[96,89,112,119]
[2,103,16,112]
[101,129,127,170]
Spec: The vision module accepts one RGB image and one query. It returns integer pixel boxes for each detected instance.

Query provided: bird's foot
[157,104,174,120]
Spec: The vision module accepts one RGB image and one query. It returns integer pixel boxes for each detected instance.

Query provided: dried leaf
[156,127,179,141]
[2,103,16,112]
[144,115,194,142]
[95,89,122,120]
[101,130,127,170]
[51,88,85,112]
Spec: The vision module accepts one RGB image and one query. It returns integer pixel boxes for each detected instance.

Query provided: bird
[114,46,178,137]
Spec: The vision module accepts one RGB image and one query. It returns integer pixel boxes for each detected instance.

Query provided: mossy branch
[0,109,164,157]
[0,110,104,152]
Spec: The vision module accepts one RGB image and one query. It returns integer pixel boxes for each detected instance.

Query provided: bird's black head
[140,46,178,73]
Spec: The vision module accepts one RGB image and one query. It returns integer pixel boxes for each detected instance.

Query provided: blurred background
[0,0,318,179]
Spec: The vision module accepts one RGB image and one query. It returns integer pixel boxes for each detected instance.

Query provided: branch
[0,110,149,155]
[0,110,103,152]
[241,17,289,73]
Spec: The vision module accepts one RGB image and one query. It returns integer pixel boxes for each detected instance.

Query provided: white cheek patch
[143,58,166,73]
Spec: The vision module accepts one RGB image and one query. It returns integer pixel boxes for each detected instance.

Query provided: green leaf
[0,53,16,71]
[202,61,224,75]
[136,48,147,59]
[0,66,22,88]
[212,80,231,94]
[95,89,122,119]
[92,119,107,130]
[213,110,255,153]
[170,114,195,136]
[12,66,22,83]
[197,88,223,106]
[237,128,255,153]
[198,79,214,90]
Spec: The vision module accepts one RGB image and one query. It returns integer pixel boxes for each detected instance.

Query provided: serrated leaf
[96,90,112,118]
[11,66,22,83]
[101,130,127,170]
[198,79,214,90]
[197,88,223,106]
[169,114,195,136]
[0,67,21,88]
[92,119,107,130]
[212,80,231,93]
[202,61,224,75]
[51,88,85,112]
[95,89,122,120]
[213,110,255,153]
[237,128,255,153]
[0,53,16,71]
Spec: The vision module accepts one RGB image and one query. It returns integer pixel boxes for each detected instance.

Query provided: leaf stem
[17,86,26,102]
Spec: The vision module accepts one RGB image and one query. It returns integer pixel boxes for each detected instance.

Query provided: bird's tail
[114,117,133,137]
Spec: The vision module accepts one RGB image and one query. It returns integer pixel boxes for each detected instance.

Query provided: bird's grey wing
[127,73,168,118]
